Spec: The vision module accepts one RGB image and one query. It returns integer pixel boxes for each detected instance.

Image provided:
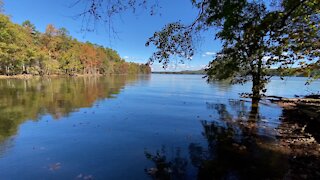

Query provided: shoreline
[0,74,35,79]
[0,73,145,79]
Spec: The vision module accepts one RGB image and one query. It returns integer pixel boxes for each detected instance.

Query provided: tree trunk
[249,98,260,121]
[5,66,9,76]
[252,73,261,100]
[22,64,25,74]
[251,57,263,100]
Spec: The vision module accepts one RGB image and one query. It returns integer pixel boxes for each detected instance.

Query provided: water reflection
[0,75,141,142]
[208,80,232,93]
[145,100,288,179]
[0,75,318,179]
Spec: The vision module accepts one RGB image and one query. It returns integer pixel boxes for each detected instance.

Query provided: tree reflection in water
[144,146,188,180]
[0,75,142,143]
[146,100,288,179]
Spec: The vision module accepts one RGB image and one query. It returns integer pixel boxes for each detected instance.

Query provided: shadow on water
[145,100,290,179]
[145,146,188,180]
[0,75,143,143]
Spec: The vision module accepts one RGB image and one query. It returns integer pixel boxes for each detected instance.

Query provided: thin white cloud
[122,56,148,64]
[206,52,216,55]
[200,64,207,68]
[202,51,216,57]
[262,56,271,61]
[151,62,208,72]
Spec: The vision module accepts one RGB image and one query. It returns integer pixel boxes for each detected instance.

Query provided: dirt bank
[0,74,34,79]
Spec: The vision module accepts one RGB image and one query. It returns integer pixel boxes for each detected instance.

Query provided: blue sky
[3,0,222,71]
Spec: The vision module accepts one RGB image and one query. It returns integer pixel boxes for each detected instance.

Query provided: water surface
[0,75,318,179]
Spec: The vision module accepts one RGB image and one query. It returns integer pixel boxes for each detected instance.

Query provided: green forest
[0,14,151,76]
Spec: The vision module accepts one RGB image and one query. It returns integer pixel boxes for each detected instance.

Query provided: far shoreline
[0,73,146,79]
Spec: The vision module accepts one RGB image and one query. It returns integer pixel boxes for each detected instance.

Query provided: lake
[0,74,319,179]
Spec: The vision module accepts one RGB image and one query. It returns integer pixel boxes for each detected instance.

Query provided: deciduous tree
[80,0,319,99]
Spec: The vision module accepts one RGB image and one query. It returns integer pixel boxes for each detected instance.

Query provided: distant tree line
[267,68,320,77]
[153,68,320,77]
[0,13,151,76]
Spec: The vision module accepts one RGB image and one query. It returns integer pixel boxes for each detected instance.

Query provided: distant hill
[153,68,319,78]
[266,68,320,77]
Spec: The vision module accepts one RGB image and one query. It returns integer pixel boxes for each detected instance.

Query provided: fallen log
[240,94,320,105]
[280,98,320,103]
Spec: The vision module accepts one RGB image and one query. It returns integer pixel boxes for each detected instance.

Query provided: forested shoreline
[0,14,151,76]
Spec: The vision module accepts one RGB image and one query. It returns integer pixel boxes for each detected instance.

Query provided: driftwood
[262,95,320,121]
[278,98,320,103]
[240,94,320,105]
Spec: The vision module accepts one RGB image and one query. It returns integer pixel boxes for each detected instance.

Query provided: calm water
[0,75,319,179]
